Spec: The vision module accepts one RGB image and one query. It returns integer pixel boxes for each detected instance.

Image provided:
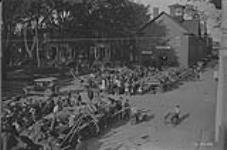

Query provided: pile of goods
[2,93,131,150]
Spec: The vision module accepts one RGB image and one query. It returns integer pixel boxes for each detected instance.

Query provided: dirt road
[87,67,217,150]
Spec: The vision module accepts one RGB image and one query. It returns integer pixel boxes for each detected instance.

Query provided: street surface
[87,66,217,150]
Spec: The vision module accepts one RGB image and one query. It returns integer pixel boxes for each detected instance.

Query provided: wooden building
[40,36,136,68]
[136,4,212,67]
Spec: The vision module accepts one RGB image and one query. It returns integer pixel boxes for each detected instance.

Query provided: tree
[2,0,26,66]
[3,0,151,68]
[184,0,222,41]
[86,0,150,37]
[47,0,150,38]
[43,0,151,62]
[20,0,57,67]
[4,0,62,64]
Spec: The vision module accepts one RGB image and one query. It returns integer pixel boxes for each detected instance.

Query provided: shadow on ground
[176,113,190,126]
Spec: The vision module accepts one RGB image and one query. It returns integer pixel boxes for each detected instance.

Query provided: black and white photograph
[1,0,226,149]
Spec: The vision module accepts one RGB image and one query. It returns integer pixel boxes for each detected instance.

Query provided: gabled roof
[137,11,190,34]
[137,11,203,37]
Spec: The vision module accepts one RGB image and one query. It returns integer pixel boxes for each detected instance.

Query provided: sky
[134,0,186,14]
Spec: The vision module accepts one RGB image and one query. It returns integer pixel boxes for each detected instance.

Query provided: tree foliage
[2,0,151,68]
[184,0,222,41]
[2,0,57,67]
[44,0,151,38]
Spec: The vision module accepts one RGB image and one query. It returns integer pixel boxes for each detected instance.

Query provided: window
[49,47,57,60]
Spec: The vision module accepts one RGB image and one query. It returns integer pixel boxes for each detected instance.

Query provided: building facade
[41,37,136,68]
[136,4,212,68]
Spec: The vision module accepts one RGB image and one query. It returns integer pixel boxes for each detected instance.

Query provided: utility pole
[215,0,227,149]
[221,0,227,149]
[0,1,3,150]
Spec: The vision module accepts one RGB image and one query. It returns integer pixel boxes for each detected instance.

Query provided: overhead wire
[5,36,166,42]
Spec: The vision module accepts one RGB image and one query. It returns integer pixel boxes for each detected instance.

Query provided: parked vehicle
[23,77,59,96]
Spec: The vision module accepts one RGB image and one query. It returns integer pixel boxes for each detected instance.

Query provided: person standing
[124,81,129,96]
[213,70,218,82]
[192,67,198,80]
[199,70,202,80]
[171,105,181,124]
[124,99,131,120]
[130,106,138,125]
[196,65,202,80]
[51,100,59,131]
[101,78,106,93]
[138,84,143,94]
[115,78,121,95]
[77,93,82,106]
[53,102,59,114]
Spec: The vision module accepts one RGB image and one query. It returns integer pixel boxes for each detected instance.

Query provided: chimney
[153,7,159,18]
[169,4,185,22]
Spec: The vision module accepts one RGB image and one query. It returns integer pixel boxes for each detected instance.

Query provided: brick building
[136,4,212,68]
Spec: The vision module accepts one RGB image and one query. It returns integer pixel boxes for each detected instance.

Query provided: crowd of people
[83,66,160,95]
[84,65,198,96]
